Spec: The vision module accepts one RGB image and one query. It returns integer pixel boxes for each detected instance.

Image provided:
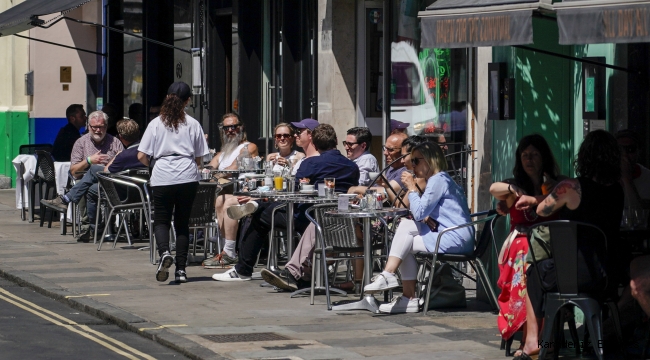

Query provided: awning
[418,0,554,48]
[0,0,91,36]
[555,0,650,44]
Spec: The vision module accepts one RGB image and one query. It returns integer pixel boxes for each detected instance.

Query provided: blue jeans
[66,165,102,229]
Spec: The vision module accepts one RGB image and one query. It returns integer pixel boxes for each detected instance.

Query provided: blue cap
[291,118,319,131]
[390,119,409,130]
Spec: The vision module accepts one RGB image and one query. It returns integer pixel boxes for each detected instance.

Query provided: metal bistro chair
[188,181,221,261]
[415,210,499,316]
[95,172,151,251]
[35,150,69,233]
[526,220,623,360]
[305,204,390,310]
[18,144,52,221]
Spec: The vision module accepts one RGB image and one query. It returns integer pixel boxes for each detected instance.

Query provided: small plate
[299,189,317,194]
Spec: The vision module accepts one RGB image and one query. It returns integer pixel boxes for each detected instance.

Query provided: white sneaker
[363,272,399,293]
[226,201,259,220]
[378,296,420,314]
[212,268,251,282]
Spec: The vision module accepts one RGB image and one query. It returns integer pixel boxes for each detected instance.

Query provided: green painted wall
[1,110,30,187]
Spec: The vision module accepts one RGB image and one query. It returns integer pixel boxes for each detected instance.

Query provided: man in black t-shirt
[52,104,86,161]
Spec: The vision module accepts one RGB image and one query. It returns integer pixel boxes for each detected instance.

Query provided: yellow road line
[0,287,156,360]
[65,294,111,298]
[138,324,188,332]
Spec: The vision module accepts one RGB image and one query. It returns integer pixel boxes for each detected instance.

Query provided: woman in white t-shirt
[138,82,208,284]
[267,123,305,173]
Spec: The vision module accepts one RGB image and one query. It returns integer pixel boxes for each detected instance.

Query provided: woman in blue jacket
[364,141,473,314]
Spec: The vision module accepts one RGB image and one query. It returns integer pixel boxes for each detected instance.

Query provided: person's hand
[401,171,416,191]
[508,184,526,197]
[496,200,509,216]
[515,195,538,211]
[237,196,251,204]
[267,153,277,162]
[89,151,110,165]
[299,177,310,184]
[275,156,288,167]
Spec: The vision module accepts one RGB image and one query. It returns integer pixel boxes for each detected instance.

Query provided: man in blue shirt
[213,124,360,281]
[41,119,144,242]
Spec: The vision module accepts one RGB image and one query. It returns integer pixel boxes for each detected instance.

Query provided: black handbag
[425,262,467,310]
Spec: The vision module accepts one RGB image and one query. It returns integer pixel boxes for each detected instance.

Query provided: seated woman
[203,123,304,268]
[515,130,625,360]
[363,141,473,314]
[489,134,563,356]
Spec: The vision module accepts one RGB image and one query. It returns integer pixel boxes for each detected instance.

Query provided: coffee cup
[368,172,380,181]
[300,184,315,191]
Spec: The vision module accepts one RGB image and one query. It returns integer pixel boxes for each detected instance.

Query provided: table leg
[331,217,380,313]
[286,201,294,256]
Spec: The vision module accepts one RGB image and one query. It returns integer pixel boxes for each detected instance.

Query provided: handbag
[425,262,467,310]
[525,225,552,264]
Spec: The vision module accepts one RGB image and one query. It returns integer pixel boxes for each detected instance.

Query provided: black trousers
[235,201,308,276]
[152,181,198,270]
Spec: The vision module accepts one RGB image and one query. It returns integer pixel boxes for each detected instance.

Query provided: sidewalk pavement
[0,189,504,360]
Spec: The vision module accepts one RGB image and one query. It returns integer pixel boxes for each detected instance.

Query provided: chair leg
[474,259,499,311]
[97,209,114,251]
[581,299,604,360]
[93,196,102,244]
[310,251,317,305]
[321,246,331,310]
[538,303,561,360]
[29,180,35,223]
[422,259,440,316]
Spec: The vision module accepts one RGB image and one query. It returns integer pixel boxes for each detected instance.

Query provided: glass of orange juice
[273,171,284,191]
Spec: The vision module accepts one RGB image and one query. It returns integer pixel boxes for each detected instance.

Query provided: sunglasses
[621,144,637,154]
[220,123,241,131]
[382,145,399,152]
[275,133,292,140]
[342,141,359,148]
[88,124,106,131]
[411,157,425,166]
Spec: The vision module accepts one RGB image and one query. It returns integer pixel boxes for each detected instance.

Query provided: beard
[220,131,244,156]
[91,133,105,143]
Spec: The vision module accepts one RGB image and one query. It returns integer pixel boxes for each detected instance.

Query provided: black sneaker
[76,229,93,243]
[260,268,298,291]
[175,269,187,283]
[41,196,69,213]
[156,251,174,282]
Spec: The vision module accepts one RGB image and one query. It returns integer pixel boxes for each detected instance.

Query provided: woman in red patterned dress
[490,134,563,358]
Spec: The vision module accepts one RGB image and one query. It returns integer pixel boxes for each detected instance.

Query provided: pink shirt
[70,133,123,165]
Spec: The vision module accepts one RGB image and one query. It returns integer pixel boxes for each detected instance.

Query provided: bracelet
[508,184,513,194]
[87,157,92,165]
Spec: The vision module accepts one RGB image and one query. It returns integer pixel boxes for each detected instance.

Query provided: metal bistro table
[325,207,408,313]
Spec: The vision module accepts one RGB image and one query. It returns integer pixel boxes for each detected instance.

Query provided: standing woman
[138,82,208,283]
[267,123,305,172]
[489,134,562,356]
[363,142,473,314]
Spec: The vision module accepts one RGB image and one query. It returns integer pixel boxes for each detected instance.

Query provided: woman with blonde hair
[266,122,305,172]
[363,141,473,313]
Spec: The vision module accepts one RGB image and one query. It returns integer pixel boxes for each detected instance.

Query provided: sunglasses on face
[342,141,359,148]
[382,145,399,153]
[411,157,425,166]
[275,133,292,140]
[89,124,106,131]
[220,123,241,131]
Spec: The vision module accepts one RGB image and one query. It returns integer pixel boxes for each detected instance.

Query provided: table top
[210,169,264,174]
[325,207,409,218]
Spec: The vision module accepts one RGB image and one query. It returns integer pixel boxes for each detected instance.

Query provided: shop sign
[421,10,533,48]
[558,4,650,44]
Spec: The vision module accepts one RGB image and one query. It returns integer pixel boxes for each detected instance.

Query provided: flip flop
[513,351,538,360]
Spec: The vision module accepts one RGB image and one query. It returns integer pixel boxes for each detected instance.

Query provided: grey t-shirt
[138,114,209,186]
[353,151,380,186]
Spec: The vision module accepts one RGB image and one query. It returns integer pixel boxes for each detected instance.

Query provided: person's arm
[536,179,581,216]
[247,143,259,158]
[195,157,202,170]
[208,152,221,168]
[406,175,445,222]
[104,150,122,172]
[137,151,150,166]
[489,181,524,201]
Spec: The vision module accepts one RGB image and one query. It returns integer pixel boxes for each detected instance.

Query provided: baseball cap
[167,81,192,101]
[390,119,409,130]
[291,118,319,131]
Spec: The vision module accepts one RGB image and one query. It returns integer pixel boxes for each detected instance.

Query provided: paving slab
[0,189,505,359]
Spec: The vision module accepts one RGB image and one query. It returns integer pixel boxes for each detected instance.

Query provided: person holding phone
[363,141,473,314]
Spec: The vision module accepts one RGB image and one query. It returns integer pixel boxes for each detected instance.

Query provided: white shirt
[138,114,208,186]
[353,151,380,186]
[217,142,250,170]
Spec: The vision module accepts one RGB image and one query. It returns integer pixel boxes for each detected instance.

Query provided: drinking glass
[273,171,284,191]
[324,178,335,198]
[365,189,377,210]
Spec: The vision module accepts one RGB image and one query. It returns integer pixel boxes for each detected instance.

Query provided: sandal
[512,351,538,360]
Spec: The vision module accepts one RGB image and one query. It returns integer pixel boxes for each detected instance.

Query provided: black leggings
[152,181,199,270]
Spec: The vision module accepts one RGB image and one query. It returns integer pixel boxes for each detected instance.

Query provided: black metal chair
[35,150,68,233]
[526,220,623,360]
[415,210,499,315]
[187,181,221,261]
[18,144,52,221]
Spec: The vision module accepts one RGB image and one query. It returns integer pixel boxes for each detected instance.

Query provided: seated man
[617,130,650,209]
[51,104,86,161]
[344,127,379,186]
[630,255,650,316]
[212,124,360,281]
[41,119,142,242]
[69,110,123,179]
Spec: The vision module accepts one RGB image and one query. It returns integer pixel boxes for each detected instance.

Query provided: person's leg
[232,202,275,276]
[153,185,175,256]
[398,234,428,299]
[66,165,104,203]
[222,195,240,257]
[172,182,199,271]
[86,183,99,231]
[285,222,316,280]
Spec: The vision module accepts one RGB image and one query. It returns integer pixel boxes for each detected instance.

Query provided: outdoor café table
[234,190,337,257]
[325,207,409,313]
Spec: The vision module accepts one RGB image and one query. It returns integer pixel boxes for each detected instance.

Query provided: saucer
[299,189,317,194]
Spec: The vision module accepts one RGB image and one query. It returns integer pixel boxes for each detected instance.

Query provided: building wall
[29,1,101,145]
[0,0,30,187]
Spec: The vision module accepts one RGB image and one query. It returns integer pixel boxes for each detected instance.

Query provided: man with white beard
[203,113,258,268]
[69,110,123,178]
[208,113,259,170]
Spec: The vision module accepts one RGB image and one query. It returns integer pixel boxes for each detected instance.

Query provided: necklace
[523,208,538,222]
